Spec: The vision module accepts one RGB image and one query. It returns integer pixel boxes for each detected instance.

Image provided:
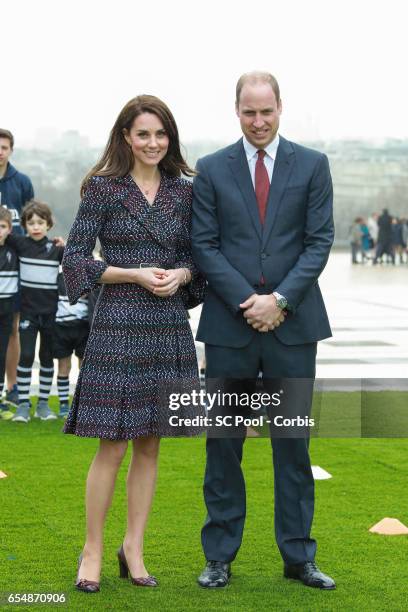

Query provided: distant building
[306,139,408,245]
[56,130,90,153]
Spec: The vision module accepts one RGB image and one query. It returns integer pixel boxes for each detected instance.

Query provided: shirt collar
[243,133,280,162]
[28,236,48,246]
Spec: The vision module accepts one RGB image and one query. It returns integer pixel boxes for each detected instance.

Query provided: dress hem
[62,426,204,441]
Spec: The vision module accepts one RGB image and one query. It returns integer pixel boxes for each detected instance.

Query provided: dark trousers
[202,332,317,566]
[350,241,360,263]
[0,311,14,387]
[17,313,55,404]
[19,313,55,369]
[374,240,394,264]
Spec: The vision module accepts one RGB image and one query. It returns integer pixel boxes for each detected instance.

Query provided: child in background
[54,273,90,418]
[0,207,19,419]
[6,200,64,422]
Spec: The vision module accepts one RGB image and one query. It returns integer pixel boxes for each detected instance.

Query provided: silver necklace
[132,174,160,196]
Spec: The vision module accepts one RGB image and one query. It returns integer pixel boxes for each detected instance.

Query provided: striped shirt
[0,243,19,313]
[55,273,88,325]
[6,234,64,315]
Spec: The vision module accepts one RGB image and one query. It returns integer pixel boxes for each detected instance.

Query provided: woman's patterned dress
[62,173,205,440]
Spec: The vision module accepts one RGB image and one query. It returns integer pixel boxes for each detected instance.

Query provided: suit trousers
[202,331,317,565]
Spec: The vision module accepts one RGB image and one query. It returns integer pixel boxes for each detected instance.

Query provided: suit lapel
[262,136,295,248]
[227,140,262,240]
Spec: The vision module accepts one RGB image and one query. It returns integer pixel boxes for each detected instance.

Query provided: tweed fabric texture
[62,173,205,440]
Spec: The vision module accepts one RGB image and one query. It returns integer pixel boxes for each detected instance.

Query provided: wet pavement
[316,251,407,380]
[189,251,408,385]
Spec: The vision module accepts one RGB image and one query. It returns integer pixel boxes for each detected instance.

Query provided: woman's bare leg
[78,439,128,582]
[123,436,160,578]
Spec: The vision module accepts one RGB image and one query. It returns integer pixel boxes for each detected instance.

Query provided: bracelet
[182,268,188,286]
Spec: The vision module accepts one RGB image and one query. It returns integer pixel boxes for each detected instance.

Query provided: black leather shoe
[197,561,231,588]
[284,561,335,589]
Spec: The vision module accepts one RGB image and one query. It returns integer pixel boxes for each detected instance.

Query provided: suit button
[261,253,267,260]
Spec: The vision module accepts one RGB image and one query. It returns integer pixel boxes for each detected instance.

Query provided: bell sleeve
[62,176,109,305]
[174,181,206,310]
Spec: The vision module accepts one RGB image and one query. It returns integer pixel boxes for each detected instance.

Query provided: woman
[62,95,205,592]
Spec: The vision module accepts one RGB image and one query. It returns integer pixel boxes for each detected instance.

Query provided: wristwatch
[272,291,288,310]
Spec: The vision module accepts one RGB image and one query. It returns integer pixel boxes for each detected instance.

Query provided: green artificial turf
[1,393,408,611]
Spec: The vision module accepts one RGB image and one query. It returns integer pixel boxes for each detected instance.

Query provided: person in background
[400,217,408,263]
[359,218,371,263]
[367,212,379,257]
[6,200,64,423]
[373,208,394,264]
[0,208,19,419]
[349,217,363,264]
[53,273,90,418]
[391,217,405,265]
[0,129,34,407]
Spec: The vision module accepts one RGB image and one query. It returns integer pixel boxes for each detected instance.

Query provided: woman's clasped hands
[132,267,186,297]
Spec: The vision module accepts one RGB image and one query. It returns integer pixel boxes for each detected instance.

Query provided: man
[0,129,34,406]
[373,208,393,264]
[192,72,335,590]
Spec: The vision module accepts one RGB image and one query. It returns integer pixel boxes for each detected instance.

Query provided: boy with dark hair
[6,200,64,422]
[0,208,18,419]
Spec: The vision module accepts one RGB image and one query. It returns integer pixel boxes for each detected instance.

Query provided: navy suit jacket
[191,136,334,347]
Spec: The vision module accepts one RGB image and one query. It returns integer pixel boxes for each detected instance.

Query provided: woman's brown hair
[82,95,194,195]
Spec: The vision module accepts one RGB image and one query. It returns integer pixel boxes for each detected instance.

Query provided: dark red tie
[255,149,270,224]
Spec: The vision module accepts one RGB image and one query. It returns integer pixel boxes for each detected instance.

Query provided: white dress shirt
[243,134,280,187]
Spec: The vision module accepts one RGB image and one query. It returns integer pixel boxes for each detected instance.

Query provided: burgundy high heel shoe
[117,545,158,587]
[75,553,100,593]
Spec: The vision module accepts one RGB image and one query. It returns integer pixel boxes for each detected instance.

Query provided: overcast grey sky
[3,0,407,148]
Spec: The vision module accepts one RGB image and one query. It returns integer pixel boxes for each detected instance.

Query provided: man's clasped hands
[240,293,286,333]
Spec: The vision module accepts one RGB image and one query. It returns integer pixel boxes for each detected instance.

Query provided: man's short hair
[0,129,14,149]
[236,71,280,106]
[21,200,54,230]
[0,207,13,228]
